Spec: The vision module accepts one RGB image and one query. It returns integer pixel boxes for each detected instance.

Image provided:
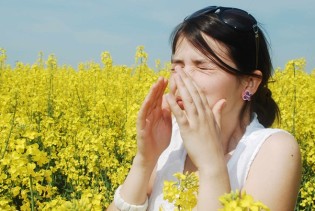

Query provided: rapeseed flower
[0,48,313,210]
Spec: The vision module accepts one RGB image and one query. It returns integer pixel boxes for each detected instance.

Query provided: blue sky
[0,0,314,72]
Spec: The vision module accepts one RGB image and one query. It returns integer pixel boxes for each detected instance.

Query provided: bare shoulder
[263,130,301,160]
[247,130,301,172]
[243,130,302,210]
[250,129,302,178]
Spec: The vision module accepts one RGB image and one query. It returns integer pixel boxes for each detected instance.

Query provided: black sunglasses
[185,6,259,69]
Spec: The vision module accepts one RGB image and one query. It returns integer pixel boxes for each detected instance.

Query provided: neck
[220,111,251,155]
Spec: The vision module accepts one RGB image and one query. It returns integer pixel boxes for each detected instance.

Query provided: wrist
[198,159,227,178]
[114,185,148,211]
[118,155,155,206]
[133,153,158,169]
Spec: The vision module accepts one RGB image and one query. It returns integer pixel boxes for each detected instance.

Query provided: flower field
[0,47,314,210]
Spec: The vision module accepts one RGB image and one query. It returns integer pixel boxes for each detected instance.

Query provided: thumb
[212,99,226,130]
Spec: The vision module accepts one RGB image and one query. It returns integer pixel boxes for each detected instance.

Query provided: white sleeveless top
[148,115,285,210]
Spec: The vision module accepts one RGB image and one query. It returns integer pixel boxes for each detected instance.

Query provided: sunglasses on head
[185,6,259,69]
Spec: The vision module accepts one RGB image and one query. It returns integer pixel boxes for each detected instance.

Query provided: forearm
[197,161,231,210]
[119,154,156,204]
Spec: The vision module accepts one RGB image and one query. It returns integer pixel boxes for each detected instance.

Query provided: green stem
[1,93,18,159]
[292,63,297,136]
[47,70,54,117]
[29,175,35,211]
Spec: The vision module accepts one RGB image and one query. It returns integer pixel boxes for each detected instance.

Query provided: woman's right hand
[136,77,172,165]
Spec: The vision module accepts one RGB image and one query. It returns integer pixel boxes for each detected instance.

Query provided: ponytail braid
[252,85,279,127]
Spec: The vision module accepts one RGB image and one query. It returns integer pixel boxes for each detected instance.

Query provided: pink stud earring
[242,90,252,101]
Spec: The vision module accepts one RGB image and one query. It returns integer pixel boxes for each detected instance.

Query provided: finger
[161,94,172,124]
[169,72,177,95]
[151,79,169,124]
[173,69,199,118]
[137,77,166,129]
[176,69,205,117]
[146,77,165,110]
[211,99,226,130]
[165,93,188,127]
[151,78,168,121]
[188,76,212,119]
[155,78,168,109]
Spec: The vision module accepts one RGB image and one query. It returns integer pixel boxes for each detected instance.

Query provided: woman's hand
[136,77,172,165]
[166,68,226,172]
[111,77,172,207]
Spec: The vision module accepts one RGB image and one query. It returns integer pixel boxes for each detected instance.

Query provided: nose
[172,65,191,75]
[169,65,192,93]
[172,65,182,73]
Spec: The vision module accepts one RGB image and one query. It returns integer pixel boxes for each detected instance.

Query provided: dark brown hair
[170,8,279,127]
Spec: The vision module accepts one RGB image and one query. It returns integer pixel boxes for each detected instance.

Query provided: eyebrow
[171,58,183,65]
[171,57,211,65]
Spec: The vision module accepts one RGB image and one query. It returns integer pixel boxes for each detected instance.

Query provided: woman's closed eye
[193,60,217,72]
[198,66,211,70]
[197,65,217,73]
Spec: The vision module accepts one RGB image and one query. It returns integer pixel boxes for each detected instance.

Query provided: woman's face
[170,36,245,114]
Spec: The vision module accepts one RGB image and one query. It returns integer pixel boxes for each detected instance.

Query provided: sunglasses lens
[185,6,217,20]
[220,9,257,31]
[186,7,257,32]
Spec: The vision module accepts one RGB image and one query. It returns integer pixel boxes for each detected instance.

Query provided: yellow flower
[11,186,21,197]
[0,48,313,210]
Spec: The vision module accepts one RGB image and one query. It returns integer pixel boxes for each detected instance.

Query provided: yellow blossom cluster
[0,46,314,210]
[0,47,169,210]
[219,190,269,211]
[162,172,269,211]
[269,58,315,209]
[162,172,199,210]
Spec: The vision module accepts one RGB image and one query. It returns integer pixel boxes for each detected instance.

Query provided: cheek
[201,86,221,108]
[201,83,232,107]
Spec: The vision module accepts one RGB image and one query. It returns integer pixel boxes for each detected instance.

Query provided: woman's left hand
[165,67,226,172]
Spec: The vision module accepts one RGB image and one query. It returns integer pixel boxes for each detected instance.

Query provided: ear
[242,70,262,95]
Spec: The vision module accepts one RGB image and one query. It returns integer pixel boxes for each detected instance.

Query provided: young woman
[107,6,301,210]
